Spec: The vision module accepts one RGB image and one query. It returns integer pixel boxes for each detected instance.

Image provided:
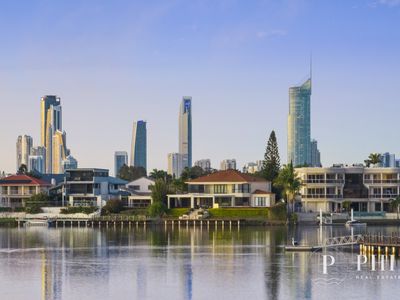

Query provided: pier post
[238,220,240,230]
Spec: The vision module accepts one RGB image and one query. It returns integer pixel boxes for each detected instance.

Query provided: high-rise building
[288,78,312,166]
[16,135,33,170]
[381,152,396,168]
[310,139,321,167]
[168,153,184,178]
[28,155,45,173]
[243,161,263,174]
[130,121,147,171]
[194,159,211,172]
[220,159,237,171]
[179,97,192,169]
[52,130,67,174]
[62,155,78,172]
[41,95,62,173]
[114,151,128,176]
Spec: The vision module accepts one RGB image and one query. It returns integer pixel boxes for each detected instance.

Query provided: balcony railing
[364,179,400,184]
[370,194,399,199]
[303,180,344,184]
[303,194,343,199]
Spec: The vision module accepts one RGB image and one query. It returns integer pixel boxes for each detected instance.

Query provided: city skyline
[1,1,400,173]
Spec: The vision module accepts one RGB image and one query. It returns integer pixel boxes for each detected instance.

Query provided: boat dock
[285,233,400,253]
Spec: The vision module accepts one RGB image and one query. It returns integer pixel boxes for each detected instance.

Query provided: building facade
[52,130,67,174]
[179,97,192,169]
[16,135,33,170]
[61,168,127,207]
[167,170,275,209]
[41,95,62,173]
[28,155,45,173]
[130,120,147,171]
[114,151,128,176]
[288,78,312,166]
[297,166,400,213]
[168,153,184,178]
[0,174,51,208]
[243,161,263,174]
[62,155,78,172]
[220,159,237,171]
[194,159,211,172]
[125,177,155,208]
[310,139,321,167]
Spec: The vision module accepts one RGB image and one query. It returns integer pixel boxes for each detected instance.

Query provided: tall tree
[274,162,302,213]
[148,179,169,217]
[17,164,28,175]
[118,165,147,181]
[262,130,281,182]
[390,196,400,219]
[364,153,382,167]
[149,169,171,182]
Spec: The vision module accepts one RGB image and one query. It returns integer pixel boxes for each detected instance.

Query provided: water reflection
[0,225,399,299]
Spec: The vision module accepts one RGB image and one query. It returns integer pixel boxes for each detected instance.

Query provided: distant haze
[1,0,400,173]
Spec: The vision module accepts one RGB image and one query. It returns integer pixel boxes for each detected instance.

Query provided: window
[214,185,227,194]
[130,185,140,191]
[254,197,266,207]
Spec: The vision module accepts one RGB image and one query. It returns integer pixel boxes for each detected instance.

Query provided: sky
[1,0,400,175]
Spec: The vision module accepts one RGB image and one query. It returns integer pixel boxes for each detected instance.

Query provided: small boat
[25,218,53,227]
[345,208,367,227]
[345,220,367,227]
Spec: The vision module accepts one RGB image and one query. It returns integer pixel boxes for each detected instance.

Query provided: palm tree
[149,169,170,181]
[390,196,400,219]
[365,153,382,167]
[274,162,302,214]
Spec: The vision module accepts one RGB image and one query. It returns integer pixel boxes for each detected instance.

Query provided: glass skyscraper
[287,78,312,166]
[40,95,62,173]
[179,97,192,168]
[130,121,147,171]
[114,151,128,176]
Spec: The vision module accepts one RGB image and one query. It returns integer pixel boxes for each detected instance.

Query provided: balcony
[303,180,344,184]
[370,194,399,199]
[303,194,343,199]
[364,179,400,184]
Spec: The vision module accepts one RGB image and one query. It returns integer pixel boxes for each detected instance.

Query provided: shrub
[148,202,167,217]
[60,206,97,215]
[102,199,124,215]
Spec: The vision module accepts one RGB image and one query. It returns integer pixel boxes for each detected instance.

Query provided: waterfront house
[0,174,51,208]
[167,169,275,209]
[297,165,400,213]
[51,168,128,207]
[124,177,154,208]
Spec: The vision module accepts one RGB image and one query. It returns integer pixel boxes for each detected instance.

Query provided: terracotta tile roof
[0,174,51,186]
[188,170,267,183]
[253,189,273,195]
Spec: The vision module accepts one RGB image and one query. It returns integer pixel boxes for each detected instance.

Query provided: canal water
[0,225,399,300]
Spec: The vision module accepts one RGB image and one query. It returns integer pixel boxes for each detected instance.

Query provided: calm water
[0,224,399,300]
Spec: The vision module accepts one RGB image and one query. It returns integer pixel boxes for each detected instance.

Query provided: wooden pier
[16,217,242,229]
[285,233,400,253]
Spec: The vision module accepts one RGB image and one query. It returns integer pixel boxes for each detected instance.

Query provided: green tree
[102,199,124,215]
[149,169,171,182]
[17,164,28,175]
[25,193,50,214]
[148,179,169,217]
[342,200,351,212]
[364,153,382,167]
[180,166,207,181]
[274,162,302,214]
[262,130,281,182]
[390,196,400,219]
[118,165,147,181]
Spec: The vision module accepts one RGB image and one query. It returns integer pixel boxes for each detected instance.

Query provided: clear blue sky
[1,0,400,174]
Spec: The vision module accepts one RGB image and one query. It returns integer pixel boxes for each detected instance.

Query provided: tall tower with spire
[287,75,312,167]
